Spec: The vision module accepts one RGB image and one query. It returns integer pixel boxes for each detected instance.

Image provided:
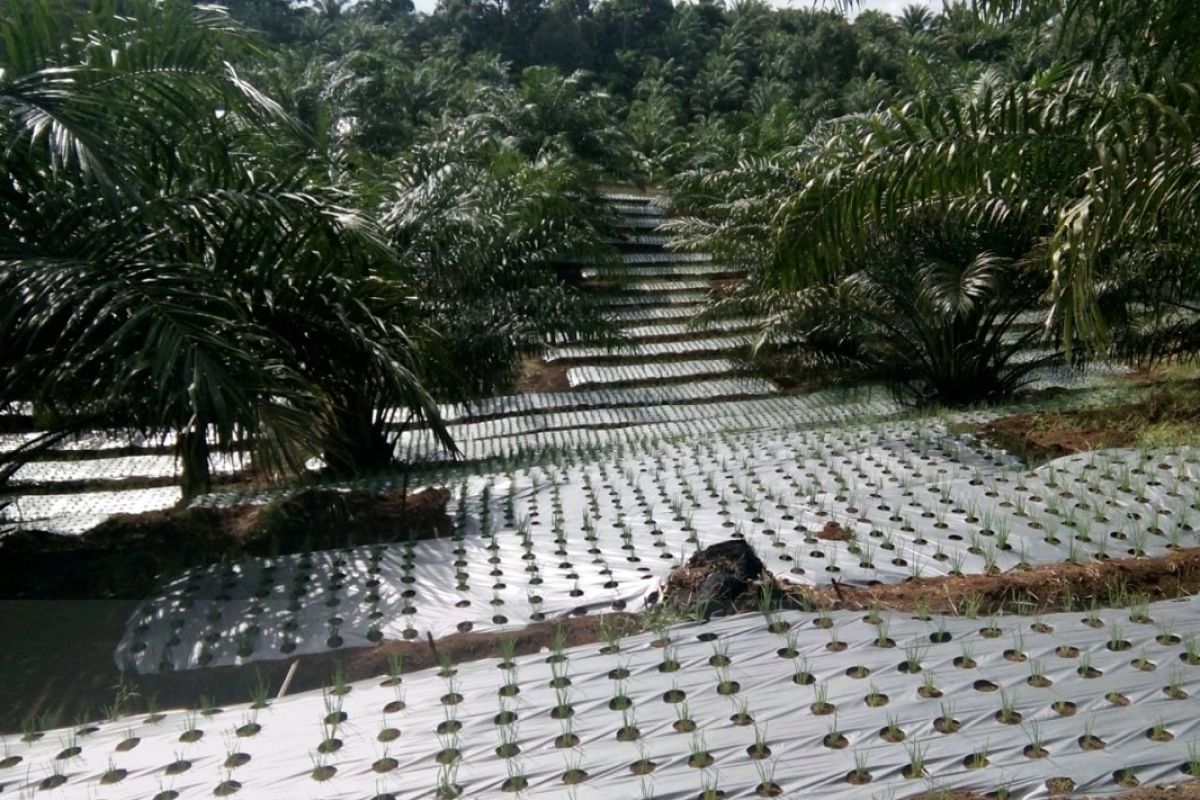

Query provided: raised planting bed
[13,596,1200,799]
[121,415,1200,672]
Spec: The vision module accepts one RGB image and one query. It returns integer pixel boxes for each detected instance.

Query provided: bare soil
[658,540,1200,622]
[978,383,1200,462]
[0,486,449,600]
[1111,782,1200,800]
[787,545,1200,617]
[979,410,1139,462]
[516,357,572,393]
[817,521,853,541]
[904,780,1200,800]
[0,611,639,734]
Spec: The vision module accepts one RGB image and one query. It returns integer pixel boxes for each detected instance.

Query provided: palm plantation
[1,0,1196,477]
[4,3,1200,798]
[0,0,608,494]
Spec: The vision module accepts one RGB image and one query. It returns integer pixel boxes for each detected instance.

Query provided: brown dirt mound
[817,521,853,541]
[1112,781,1200,800]
[0,610,639,735]
[0,486,449,600]
[661,540,772,619]
[977,383,1200,462]
[517,357,571,393]
[904,780,1200,800]
[979,411,1136,462]
[788,546,1200,617]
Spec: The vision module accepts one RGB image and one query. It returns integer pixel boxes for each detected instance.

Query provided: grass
[980,376,1200,461]
[672,700,694,732]
[754,755,780,794]
[1186,742,1200,777]
[966,741,989,769]
[902,642,925,673]
[21,365,1200,797]
[750,722,770,758]
[812,681,831,712]
[823,713,846,747]
[850,749,871,781]
[1167,668,1189,698]
[997,689,1020,724]
[1024,720,1047,756]
[903,741,926,778]
[687,732,713,768]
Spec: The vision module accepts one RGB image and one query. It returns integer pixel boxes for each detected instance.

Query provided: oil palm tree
[470,65,633,176]
[0,0,452,495]
[720,221,1058,405]
[379,117,615,400]
[900,4,935,36]
[772,0,1200,357]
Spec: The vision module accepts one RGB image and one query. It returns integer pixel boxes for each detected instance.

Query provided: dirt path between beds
[7,544,1200,735]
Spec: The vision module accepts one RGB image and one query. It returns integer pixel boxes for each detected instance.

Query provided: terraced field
[0,189,1194,800]
[564,190,771,394]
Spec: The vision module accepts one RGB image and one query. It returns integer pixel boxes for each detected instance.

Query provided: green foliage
[220,0,1028,180]
[754,1,1200,354]
[3,0,1111,484]
[748,221,1057,405]
[0,0,451,491]
[378,125,615,399]
[669,0,1200,401]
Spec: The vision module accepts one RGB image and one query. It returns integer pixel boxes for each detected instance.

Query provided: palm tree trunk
[178,426,211,500]
[324,397,395,476]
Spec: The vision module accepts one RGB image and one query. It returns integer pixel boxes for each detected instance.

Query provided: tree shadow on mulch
[0,486,450,601]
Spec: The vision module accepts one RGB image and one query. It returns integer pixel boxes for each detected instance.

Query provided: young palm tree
[0,0,451,495]
[771,0,1200,356]
[731,221,1058,405]
[900,4,935,36]
[379,119,615,400]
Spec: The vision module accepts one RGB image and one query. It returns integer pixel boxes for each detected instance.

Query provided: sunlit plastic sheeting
[612,280,713,294]
[399,391,903,463]
[437,379,777,421]
[546,335,754,363]
[582,261,729,278]
[30,595,1200,799]
[610,214,662,229]
[433,379,780,424]
[607,305,707,323]
[617,252,712,264]
[1,486,183,533]
[596,190,663,202]
[595,291,707,307]
[1025,360,1131,391]
[618,319,757,340]
[125,406,1200,673]
[434,392,894,448]
[568,359,743,388]
[607,202,664,216]
[0,427,238,454]
[598,233,672,247]
[5,453,247,488]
